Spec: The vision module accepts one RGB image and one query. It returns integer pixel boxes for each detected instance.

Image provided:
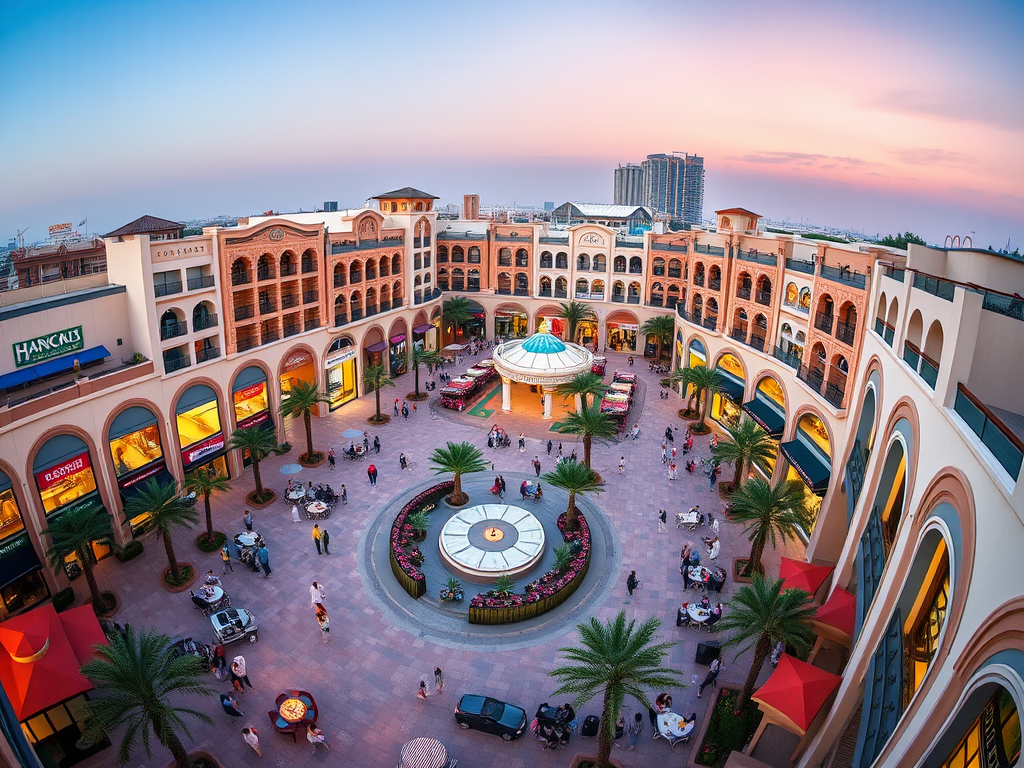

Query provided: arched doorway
[412,311,435,352]
[108,405,174,533]
[494,303,528,339]
[606,310,639,352]
[711,352,746,428]
[0,466,49,617]
[388,319,409,376]
[279,348,317,406]
[176,384,229,481]
[362,326,387,369]
[325,336,358,411]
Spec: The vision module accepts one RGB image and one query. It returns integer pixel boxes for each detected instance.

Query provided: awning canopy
[365,341,388,354]
[813,587,856,640]
[412,324,432,334]
[389,334,406,344]
[0,368,39,391]
[0,535,42,591]
[779,557,834,596]
[717,376,744,402]
[0,346,110,391]
[742,398,785,438]
[780,439,831,492]
[752,654,842,735]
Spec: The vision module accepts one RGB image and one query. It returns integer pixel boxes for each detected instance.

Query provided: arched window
[160,309,183,340]
[652,257,666,276]
[349,291,362,320]
[365,259,377,281]
[468,246,481,264]
[755,275,772,304]
[379,255,389,277]
[333,263,346,288]
[498,248,512,267]
[628,281,641,302]
[555,276,568,296]
[365,287,377,314]
[452,246,465,263]
[231,258,249,286]
[334,294,348,325]
[629,256,642,274]
[650,282,664,306]
[497,272,512,294]
[612,281,624,300]
[668,259,682,278]
[467,269,480,291]
[437,269,449,290]
[694,262,705,286]
[577,253,590,271]
[540,251,553,269]
[392,253,401,274]
[737,272,753,299]
[798,287,811,312]
[515,249,529,268]
[280,251,295,276]
[257,253,274,281]
[613,255,626,273]
[785,282,798,305]
[556,252,568,270]
[708,264,721,289]
[451,268,465,291]
[515,273,529,294]
[192,302,214,332]
[575,277,589,296]
[591,279,604,297]
[592,254,606,272]
[666,285,681,309]
[540,276,552,296]
[437,245,448,264]
[349,261,362,284]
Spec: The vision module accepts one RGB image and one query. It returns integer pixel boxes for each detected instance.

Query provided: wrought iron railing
[187,274,215,290]
[234,305,254,321]
[814,311,834,333]
[836,321,857,346]
[755,290,771,306]
[820,264,867,289]
[155,281,183,297]
[737,250,777,266]
[193,313,218,331]
[737,285,751,300]
[195,346,220,364]
[785,258,815,275]
[160,321,187,341]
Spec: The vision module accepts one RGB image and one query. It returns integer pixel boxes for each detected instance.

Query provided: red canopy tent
[812,587,857,647]
[778,557,834,598]
[0,604,107,721]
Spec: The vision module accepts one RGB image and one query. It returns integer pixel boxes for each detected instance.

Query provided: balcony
[749,334,766,352]
[820,264,867,289]
[494,233,531,242]
[981,292,1024,321]
[873,318,895,346]
[304,318,321,332]
[814,311,834,334]
[737,286,752,300]
[772,345,802,369]
[708,278,721,291]
[676,306,691,323]
[303,290,319,304]
[668,268,682,278]
[283,322,301,337]
[280,263,297,277]
[262,328,280,344]
[730,327,747,343]
[912,273,956,301]
[652,242,688,253]
[785,258,815,275]
[701,316,717,330]
[694,244,726,257]
[755,290,771,306]
[301,260,317,274]
[195,346,220,364]
[256,267,274,282]
[187,274,215,290]
[438,231,487,241]
[737,250,778,266]
[880,265,905,282]
[953,384,1023,479]
[163,354,191,373]
[615,238,644,249]
[836,320,857,346]
[154,281,183,297]
[281,293,299,309]
[236,337,259,353]
[627,295,641,305]
[234,304,254,322]
[539,235,569,245]
[193,313,218,331]
[160,320,188,341]
[231,272,251,287]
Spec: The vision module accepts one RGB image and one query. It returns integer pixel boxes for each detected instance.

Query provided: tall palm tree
[687,364,724,430]
[227,425,280,501]
[541,460,604,530]
[550,612,682,768]
[183,469,231,545]
[640,314,675,361]
[80,626,214,768]
[428,441,487,505]
[124,479,199,584]
[43,505,113,612]
[410,347,444,400]
[555,372,609,413]
[728,478,810,576]
[362,363,395,424]
[712,418,776,490]
[556,404,618,469]
[666,366,693,410]
[556,300,595,343]
[278,379,330,463]
[441,297,472,344]
[716,575,818,710]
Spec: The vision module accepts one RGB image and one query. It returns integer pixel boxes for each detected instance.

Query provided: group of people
[393,398,417,420]
[532,702,576,750]
[487,425,512,448]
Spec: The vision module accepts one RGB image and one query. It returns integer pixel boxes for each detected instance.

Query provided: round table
[197,585,223,604]
[306,501,329,518]
[400,737,447,768]
[659,712,695,738]
[285,489,306,502]
[688,566,711,585]
[235,532,258,548]
[687,603,712,623]
[279,698,307,723]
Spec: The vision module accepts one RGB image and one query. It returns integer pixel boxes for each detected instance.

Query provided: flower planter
[407,392,430,402]
[161,563,197,593]
[245,489,277,508]
[692,687,762,767]
[732,558,754,583]
[389,481,454,599]
[368,414,392,426]
[299,451,325,467]
[86,590,119,619]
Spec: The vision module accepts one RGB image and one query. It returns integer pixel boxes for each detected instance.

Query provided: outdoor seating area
[269,690,318,741]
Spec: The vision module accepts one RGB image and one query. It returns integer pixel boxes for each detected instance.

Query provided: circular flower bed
[389,482,453,598]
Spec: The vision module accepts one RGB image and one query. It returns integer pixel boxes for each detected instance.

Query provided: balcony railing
[304,318,321,332]
[737,286,752,300]
[676,306,691,322]
[163,354,191,373]
[364,305,377,317]
[438,231,487,241]
[730,327,747,343]
[628,267,643,275]
[380,299,392,312]
[283,322,301,337]
[880,265,905,282]
[652,266,666,276]
[497,287,511,295]
[873,318,895,346]
[668,268,682,278]
[350,308,363,321]
[236,337,259,353]
[798,365,825,392]
[498,258,512,268]
[702,316,717,330]
[694,244,726,257]
[333,275,346,288]
[514,287,529,296]
[652,242,688,253]
[628,295,641,305]
[234,305,254,322]
[836,320,857,346]
[772,345,802,369]
[611,295,625,303]
[737,250,778,266]
[301,260,317,274]
[154,281,183,297]
[538,236,569,245]
[160,321,188,341]
[554,289,567,298]
[823,382,846,408]
[912,273,956,301]
[820,264,867,289]
[494,234,531,242]
[262,328,280,344]
[187,274,215,290]
[280,263,297,277]
[755,290,772,306]
[902,341,938,388]
[814,311,834,333]
[259,300,277,315]
[281,293,299,309]
[981,292,1024,321]
[693,275,705,287]
[615,238,644,249]
[749,334,766,352]
[538,288,552,297]
[953,384,1024,479]
[231,272,251,286]
[785,258,815,275]
[256,267,274,281]
[195,346,220,364]
[193,313,218,331]
[334,314,348,327]
[708,278,721,291]
[303,290,319,304]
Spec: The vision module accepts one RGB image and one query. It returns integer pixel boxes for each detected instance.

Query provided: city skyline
[1,0,1022,249]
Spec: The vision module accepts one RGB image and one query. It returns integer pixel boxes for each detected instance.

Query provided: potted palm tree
[556,404,618,471]
[439,575,464,603]
[123,478,200,589]
[43,505,116,616]
[711,419,776,494]
[550,612,682,768]
[80,626,216,768]
[362,363,395,425]
[227,425,281,505]
[640,314,675,361]
[556,300,595,343]
[728,478,809,577]
[409,348,444,401]
[428,441,487,506]
[183,469,231,552]
[683,365,724,434]
[542,460,604,531]
[716,575,817,710]
[556,372,609,413]
[441,297,472,345]
[278,379,330,466]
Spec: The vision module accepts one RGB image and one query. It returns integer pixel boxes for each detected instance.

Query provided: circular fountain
[439,503,546,579]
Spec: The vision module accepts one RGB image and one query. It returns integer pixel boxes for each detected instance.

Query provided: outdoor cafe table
[400,737,448,768]
[677,509,700,529]
[658,712,695,739]
[278,697,307,723]
[688,565,712,587]
[196,585,223,605]
[305,501,330,519]
[234,532,259,549]
[687,603,712,624]
[285,488,306,502]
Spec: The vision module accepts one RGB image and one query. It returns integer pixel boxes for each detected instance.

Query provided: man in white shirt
[310,581,326,607]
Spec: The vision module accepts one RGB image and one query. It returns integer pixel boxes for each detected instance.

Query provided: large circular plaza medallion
[439,504,545,579]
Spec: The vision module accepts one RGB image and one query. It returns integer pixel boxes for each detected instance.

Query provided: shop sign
[118,462,164,490]
[181,434,225,467]
[35,451,91,491]
[238,410,270,430]
[613,323,639,331]
[325,348,357,368]
[0,532,30,560]
[154,243,207,258]
[283,350,313,372]
[13,325,84,367]
[233,382,266,403]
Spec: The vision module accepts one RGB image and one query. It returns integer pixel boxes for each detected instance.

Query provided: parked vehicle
[210,607,258,645]
[455,694,528,741]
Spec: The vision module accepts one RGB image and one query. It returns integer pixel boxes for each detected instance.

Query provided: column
[543,388,554,420]
[574,393,583,413]
[501,377,512,412]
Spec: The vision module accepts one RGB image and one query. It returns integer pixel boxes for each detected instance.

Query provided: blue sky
[1,0,1022,248]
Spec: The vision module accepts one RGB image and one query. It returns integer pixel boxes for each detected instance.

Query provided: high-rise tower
[613,164,643,206]
[640,153,704,227]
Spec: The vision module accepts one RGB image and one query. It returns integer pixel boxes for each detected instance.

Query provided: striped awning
[400,737,447,768]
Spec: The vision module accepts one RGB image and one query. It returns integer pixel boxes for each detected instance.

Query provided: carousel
[491,321,593,419]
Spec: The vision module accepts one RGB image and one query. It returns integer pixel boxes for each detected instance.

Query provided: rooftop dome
[492,324,593,384]
[520,333,567,354]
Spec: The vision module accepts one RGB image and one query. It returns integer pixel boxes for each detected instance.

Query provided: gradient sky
[2,0,1022,249]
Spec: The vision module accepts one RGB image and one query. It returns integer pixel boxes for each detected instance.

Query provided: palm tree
[124,479,199,584]
[728,478,810,576]
[441,297,472,344]
[410,348,444,400]
[43,504,113,612]
[550,612,682,768]
[428,441,487,505]
[556,300,595,343]
[717,575,818,710]
[686,364,724,430]
[712,418,776,490]
[80,626,215,768]
[640,314,675,361]
[182,469,231,545]
[362,363,395,424]
[666,366,694,410]
[542,459,604,530]
[278,380,330,463]
[555,371,609,412]
[556,404,618,469]
[227,425,280,501]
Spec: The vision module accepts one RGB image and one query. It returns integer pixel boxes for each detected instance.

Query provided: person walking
[256,544,271,578]
[310,581,326,607]
[327,448,335,469]
[312,524,322,555]
[664,426,674,444]
[661,443,668,464]
[709,463,719,491]
[340,484,347,505]
[518,433,526,452]
[658,508,667,534]
[242,727,262,758]
[244,510,253,532]
[291,504,301,524]
[533,456,541,477]
[626,570,639,597]
[220,693,244,718]
[373,435,380,453]
[546,439,553,455]
[394,399,400,417]
[499,475,506,496]
[363,435,370,453]
[402,403,410,420]
[668,462,678,480]
[221,545,233,573]
[698,657,723,698]
[315,604,330,643]
[367,463,378,486]
[321,528,330,555]
[306,724,329,753]
[627,712,644,751]
[434,667,444,693]
[618,456,626,474]
[231,655,254,693]
[671,445,677,461]
[613,715,625,748]
[417,681,428,700]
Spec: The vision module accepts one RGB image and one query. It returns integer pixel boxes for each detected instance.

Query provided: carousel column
[501,377,512,412]
[543,387,554,420]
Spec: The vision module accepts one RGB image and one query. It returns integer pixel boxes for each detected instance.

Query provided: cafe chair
[267,711,298,742]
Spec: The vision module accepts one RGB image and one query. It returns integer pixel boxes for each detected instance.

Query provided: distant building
[543,202,555,212]
[550,203,653,232]
[613,164,643,207]
[463,194,480,220]
[641,153,704,227]
[324,201,339,213]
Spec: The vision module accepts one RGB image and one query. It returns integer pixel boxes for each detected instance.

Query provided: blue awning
[0,367,40,391]
[742,398,785,438]
[717,376,745,402]
[31,345,111,379]
[781,439,831,493]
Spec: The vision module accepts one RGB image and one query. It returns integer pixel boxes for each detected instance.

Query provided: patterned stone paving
[77,348,805,768]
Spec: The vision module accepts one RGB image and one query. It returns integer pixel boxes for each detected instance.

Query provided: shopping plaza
[0,187,1022,768]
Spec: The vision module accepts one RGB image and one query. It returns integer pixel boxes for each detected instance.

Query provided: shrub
[164,565,193,588]
[694,688,762,767]
[114,540,144,563]
[553,544,574,573]
[195,531,226,552]
[52,587,75,611]
[406,511,430,532]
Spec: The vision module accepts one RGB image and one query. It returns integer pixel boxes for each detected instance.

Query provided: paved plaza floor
[78,348,805,768]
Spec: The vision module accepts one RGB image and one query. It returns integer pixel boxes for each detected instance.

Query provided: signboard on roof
[49,223,73,238]
[12,326,84,367]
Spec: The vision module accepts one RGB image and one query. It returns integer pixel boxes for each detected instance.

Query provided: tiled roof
[563,203,652,218]
[104,215,183,238]
[715,207,761,218]
[374,187,438,200]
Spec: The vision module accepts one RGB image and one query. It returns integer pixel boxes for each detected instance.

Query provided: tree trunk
[749,535,766,575]
[204,493,213,541]
[81,555,103,610]
[163,530,182,583]
[565,491,577,529]
[453,472,465,505]
[374,385,382,421]
[414,364,421,397]
[154,717,192,768]
[303,410,314,459]
[583,434,592,469]
[252,456,264,496]
[734,458,744,489]
[700,387,711,429]
[596,690,616,768]
[738,635,773,711]
[574,394,583,413]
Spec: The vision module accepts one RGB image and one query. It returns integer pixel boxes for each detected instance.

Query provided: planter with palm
[44,505,115,615]
[441,297,472,345]
[409,348,444,401]
[556,404,618,470]
[550,612,682,768]
[227,425,282,505]
[685,365,724,433]
[278,380,330,465]
[555,372,609,413]
[428,441,488,506]
[542,460,604,531]
[640,314,675,361]
[556,300,596,343]
[124,478,200,587]
[711,419,776,493]
[716,575,817,710]
[183,470,231,549]
[80,626,215,768]
[362,363,395,425]
[728,478,809,576]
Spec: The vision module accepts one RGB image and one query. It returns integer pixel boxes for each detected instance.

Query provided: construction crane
[15,226,30,250]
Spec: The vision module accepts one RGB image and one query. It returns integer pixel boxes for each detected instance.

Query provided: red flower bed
[390,482,453,584]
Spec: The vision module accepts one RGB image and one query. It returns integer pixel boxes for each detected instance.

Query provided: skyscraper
[639,152,704,227]
[613,164,643,207]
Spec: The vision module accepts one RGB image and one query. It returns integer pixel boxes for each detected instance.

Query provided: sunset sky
[1,0,1022,248]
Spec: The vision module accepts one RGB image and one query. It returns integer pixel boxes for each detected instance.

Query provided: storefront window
[177,396,221,450]
[577,319,597,346]
[718,353,744,380]
[389,334,408,376]
[0,468,49,619]
[688,339,706,369]
[0,476,24,542]
[280,349,316,404]
[108,407,163,477]
[325,339,358,411]
[494,310,528,338]
[798,413,831,459]
[712,394,741,428]
[607,323,637,351]
[903,539,949,707]
[233,367,271,430]
[176,384,227,475]
[757,377,785,409]
[33,436,99,515]
[787,464,822,531]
